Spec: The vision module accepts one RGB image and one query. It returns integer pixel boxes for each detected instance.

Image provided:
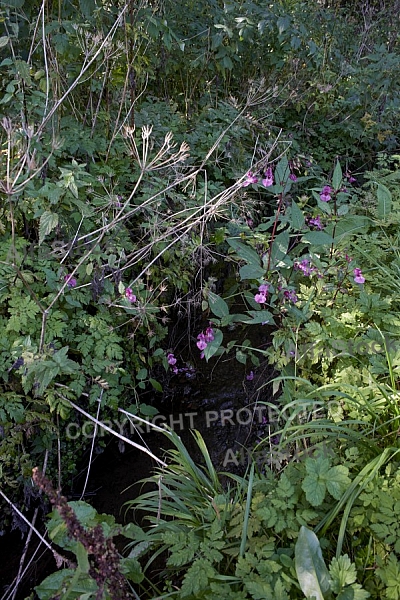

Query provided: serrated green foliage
[302,456,351,507]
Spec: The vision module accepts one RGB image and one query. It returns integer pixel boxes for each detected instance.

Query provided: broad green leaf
[208,291,229,318]
[136,368,148,380]
[76,541,90,574]
[332,161,343,191]
[203,328,223,360]
[39,211,59,245]
[290,200,305,230]
[302,231,334,246]
[376,183,392,219]
[227,238,261,265]
[325,465,351,500]
[239,310,274,325]
[149,378,162,392]
[0,36,9,48]
[295,526,331,600]
[35,569,97,600]
[239,264,265,280]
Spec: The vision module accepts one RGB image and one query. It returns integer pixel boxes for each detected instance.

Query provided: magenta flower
[196,333,208,351]
[261,167,274,188]
[345,172,357,183]
[320,185,332,202]
[254,293,267,304]
[258,283,269,294]
[64,274,77,288]
[125,287,137,302]
[204,327,215,342]
[289,173,297,182]
[294,259,315,277]
[353,268,365,284]
[307,215,324,230]
[246,371,254,381]
[242,171,258,187]
[283,289,298,303]
[167,353,177,366]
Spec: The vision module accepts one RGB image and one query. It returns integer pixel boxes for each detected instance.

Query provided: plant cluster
[1,0,400,597]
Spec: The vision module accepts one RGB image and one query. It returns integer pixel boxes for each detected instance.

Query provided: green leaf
[208,291,229,318]
[295,526,331,600]
[227,238,261,265]
[332,161,343,191]
[239,264,265,280]
[290,200,305,230]
[149,378,162,392]
[39,211,59,245]
[136,368,148,380]
[203,328,223,360]
[180,558,216,597]
[325,466,351,500]
[76,542,90,574]
[376,183,392,219]
[239,310,274,325]
[302,231,334,246]
[0,36,9,48]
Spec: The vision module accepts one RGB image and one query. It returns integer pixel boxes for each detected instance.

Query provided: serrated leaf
[39,211,59,245]
[295,526,331,600]
[325,465,351,500]
[180,558,215,597]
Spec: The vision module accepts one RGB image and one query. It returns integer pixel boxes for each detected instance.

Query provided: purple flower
[353,268,365,284]
[283,289,298,303]
[320,185,332,202]
[204,327,215,343]
[307,215,324,230]
[125,287,137,302]
[242,171,258,187]
[254,293,267,304]
[345,172,357,183]
[261,167,274,188]
[64,274,77,288]
[167,353,177,366]
[196,333,208,351]
[294,259,315,277]
[246,371,254,381]
[258,283,269,294]
[289,173,297,182]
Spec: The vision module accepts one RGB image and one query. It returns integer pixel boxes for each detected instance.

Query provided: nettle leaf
[295,526,331,600]
[39,211,59,245]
